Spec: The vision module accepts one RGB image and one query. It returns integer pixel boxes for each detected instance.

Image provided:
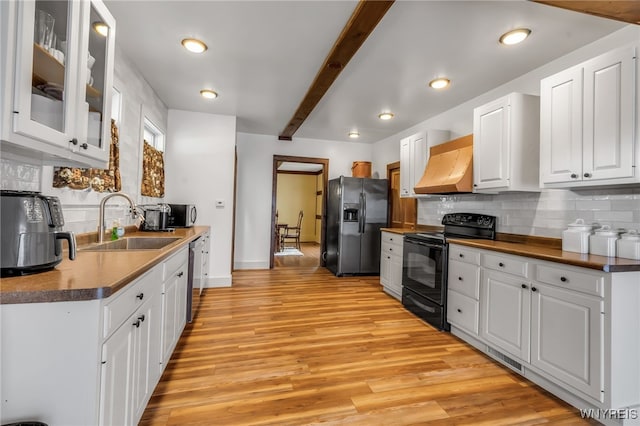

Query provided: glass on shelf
[30,0,69,133]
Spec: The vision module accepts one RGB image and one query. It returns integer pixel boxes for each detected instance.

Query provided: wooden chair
[281,210,303,250]
[274,210,285,252]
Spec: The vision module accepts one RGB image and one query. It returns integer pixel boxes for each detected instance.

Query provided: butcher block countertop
[449,237,640,273]
[0,226,210,305]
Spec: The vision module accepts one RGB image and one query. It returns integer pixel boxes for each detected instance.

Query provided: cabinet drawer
[535,264,604,297]
[447,290,479,334]
[103,266,161,339]
[447,260,480,299]
[482,253,528,278]
[382,232,403,246]
[449,245,480,265]
[162,247,189,281]
[381,241,403,257]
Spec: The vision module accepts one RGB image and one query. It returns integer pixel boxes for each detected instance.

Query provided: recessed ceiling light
[429,78,450,89]
[378,112,394,120]
[92,22,109,37]
[499,28,531,45]
[181,38,208,53]
[348,131,360,139]
[200,89,218,99]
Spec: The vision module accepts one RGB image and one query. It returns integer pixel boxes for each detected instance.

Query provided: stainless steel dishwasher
[187,236,205,322]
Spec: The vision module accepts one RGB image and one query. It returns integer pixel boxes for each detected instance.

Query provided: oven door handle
[407,294,436,313]
[405,239,444,250]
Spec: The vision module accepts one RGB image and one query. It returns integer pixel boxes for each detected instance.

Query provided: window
[143,117,165,152]
[111,87,121,124]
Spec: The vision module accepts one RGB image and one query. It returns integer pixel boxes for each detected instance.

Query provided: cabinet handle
[584,173,592,178]
[459,253,464,258]
[498,262,505,267]
[80,143,88,150]
[560,276,567,282]
[177,271,184,277]
[138,314,145,322]
[133,320,141,328]
[473,184,478,187]
[389,248,392,251]
[70,138,78,145]
[570,173,578,179]
[457,308,462,313]
[521,284,528,289]
[531,287,538,292]
[136,293,144,300]
[458,276,463,281]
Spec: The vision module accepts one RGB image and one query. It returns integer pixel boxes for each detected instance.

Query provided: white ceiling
[105,1,627,144]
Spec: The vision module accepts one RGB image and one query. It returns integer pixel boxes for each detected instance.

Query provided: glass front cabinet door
[7,0,115,168]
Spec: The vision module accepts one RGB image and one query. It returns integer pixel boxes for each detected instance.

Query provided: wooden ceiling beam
[278,0,395,141]
[533,1,640,25]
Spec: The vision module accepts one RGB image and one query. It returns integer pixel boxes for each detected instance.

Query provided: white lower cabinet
[161,247,189,364]
[380,231,403,300]
[447,248,481,335]
[530,282,603,401]
[448,243,640,423]
[0,244,193,426]
[100,291,161,426]
[480,269,531,362]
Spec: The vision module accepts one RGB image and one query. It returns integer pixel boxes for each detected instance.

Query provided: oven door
[402,238,447,304]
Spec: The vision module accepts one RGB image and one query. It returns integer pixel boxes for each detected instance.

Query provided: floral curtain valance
[141,141,165,197]
[53,119,121,192]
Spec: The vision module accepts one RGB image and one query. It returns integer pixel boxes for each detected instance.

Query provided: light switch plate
[215,199,224,208]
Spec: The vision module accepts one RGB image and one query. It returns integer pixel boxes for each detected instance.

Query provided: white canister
[589,225,619,257]
[562,219,593,254]
[617,229,640,260]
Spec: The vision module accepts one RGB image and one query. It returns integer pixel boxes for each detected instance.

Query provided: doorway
[271,155,329,269]
[387,161,417,229]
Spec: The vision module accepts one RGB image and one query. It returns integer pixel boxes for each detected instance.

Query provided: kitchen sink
[81,237,182,251]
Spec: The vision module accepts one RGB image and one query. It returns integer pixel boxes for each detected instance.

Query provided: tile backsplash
[418,188,640,238]
[1,158,41,192]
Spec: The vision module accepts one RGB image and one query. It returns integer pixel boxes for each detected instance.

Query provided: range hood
[414,134,473,194]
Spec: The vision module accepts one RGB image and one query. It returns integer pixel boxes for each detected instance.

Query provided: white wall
[234,132,372,269]
[165,110,236,286]
[372,25,640,238]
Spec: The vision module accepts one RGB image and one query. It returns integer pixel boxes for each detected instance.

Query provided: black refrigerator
[325,176,388,276]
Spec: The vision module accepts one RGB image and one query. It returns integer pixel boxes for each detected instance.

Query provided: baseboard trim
[204,275,232,288]
[233,260,270,270]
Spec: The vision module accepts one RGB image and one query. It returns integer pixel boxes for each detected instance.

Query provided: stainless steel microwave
[167,204,197,228]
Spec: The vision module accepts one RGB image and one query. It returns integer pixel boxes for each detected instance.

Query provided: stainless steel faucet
[97,193,138,243]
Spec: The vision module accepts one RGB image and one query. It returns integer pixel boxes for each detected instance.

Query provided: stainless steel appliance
[168,204,197,228]
[187,236,205,322]
[402,213,496,331]
[140,204,172,231]
[325,176,388,276]
[1,190,76,277]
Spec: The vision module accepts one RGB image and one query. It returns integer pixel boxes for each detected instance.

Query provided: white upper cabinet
[473,93,540,193]
[540,44,637,188]
[399,129,449,198]
[0,0,115,168]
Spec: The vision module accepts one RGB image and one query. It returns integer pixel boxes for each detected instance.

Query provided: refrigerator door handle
[360,192,367,234]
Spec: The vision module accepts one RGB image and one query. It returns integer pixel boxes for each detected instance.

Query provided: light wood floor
[274,242,320,268]
[141,267,596,425]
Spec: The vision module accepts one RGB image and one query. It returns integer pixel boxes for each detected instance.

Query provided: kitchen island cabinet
[0,229,207,426]
[448,242,640,425]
